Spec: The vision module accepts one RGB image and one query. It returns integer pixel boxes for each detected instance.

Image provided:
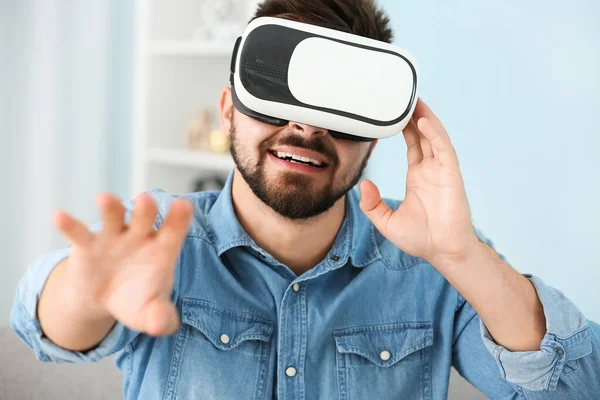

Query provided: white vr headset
[230,17,419,142]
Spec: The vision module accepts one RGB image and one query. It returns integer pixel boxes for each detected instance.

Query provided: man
[11,0,600,399]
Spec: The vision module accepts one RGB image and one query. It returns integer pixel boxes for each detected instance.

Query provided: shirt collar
[206,170,255,255]
[206,170,382,269]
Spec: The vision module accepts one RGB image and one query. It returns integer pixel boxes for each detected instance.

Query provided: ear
[219,87,234,135]
[364,139,378,168]
[368,139,378,157]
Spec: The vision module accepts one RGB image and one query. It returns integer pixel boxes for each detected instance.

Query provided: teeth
[275,151,324,166]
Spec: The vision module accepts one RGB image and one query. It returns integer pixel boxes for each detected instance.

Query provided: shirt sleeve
[9,247,139,363]
[9,189,167,363]
[451,228,600,398]
[479,272,597,390]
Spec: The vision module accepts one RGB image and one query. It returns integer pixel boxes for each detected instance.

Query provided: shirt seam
[550,325,590,342]
[452,308,478,348]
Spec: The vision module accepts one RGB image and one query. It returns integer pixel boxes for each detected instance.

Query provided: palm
[93,240,177,332]
[391,157,470,259]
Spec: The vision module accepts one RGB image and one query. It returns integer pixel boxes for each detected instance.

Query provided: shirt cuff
[479,274,592,391]
[10,247,132,363]
[12,299,129,363]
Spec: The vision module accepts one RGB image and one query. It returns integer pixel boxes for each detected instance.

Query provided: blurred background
[0,0,598,397]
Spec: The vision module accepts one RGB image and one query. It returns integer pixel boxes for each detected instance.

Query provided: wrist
[59,260,113,321]
[427,237,487,271]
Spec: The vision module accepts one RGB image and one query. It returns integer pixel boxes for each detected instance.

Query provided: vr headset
[229,17,419,142]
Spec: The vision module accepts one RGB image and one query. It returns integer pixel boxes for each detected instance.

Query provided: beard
[229,114,371,220]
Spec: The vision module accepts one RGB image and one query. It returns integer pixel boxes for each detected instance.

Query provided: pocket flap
[334,322,433,367]
[181,298,274,351]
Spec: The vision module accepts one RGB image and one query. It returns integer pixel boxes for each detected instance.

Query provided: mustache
[260,133,338,165]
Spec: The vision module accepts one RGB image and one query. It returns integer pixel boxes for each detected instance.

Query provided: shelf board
[146,148,234,172]
[150,40,234,57]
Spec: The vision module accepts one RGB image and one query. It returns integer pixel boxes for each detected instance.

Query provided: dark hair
[251,0,393,43]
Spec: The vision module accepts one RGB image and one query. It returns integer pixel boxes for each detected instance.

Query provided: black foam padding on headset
[231,81,374,142]
[231,82,288,126]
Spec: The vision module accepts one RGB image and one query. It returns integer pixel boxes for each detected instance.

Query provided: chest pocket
[333,322,433,400]
[163,298,274,400]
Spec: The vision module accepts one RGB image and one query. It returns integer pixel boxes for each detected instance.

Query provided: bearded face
[228,111,373,220]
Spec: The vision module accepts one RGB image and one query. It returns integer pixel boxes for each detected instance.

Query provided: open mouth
[269,150,328,168]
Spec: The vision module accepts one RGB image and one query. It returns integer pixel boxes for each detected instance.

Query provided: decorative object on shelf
[192,174,227,192]
[193,0,244,43]
[209,128,230,153]
[186,108,213,151]
[186,107,230,153]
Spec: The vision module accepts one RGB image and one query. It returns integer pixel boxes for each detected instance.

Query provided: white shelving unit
[150,40,234,57]
[145,148,235,170]
[131,0,259,198]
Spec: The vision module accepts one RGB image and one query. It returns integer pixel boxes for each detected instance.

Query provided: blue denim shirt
[11,172,600,399]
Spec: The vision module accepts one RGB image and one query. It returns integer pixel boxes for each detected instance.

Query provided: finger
[413,98,446,135]
[359,180,392,236]
[417,117,458,165]
[143,297,180,337]
[402,117,423,166]
[156,199,194,252]
[417,118,434,160]
[52,209,94,247]
[96,193,126,236]
[127,193,159,239]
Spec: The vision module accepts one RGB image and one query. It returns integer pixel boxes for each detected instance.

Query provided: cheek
[336,143,371,171]
[232,121,276,154]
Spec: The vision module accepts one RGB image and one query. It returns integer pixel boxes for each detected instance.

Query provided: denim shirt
[11,171,600,399]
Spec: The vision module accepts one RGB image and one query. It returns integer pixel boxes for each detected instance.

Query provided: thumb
[359,179,392,235]
[143,298,180,337]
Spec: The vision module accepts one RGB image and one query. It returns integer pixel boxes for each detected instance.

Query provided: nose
[288,121,328,138]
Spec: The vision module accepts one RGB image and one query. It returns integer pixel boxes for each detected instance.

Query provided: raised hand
[360,98,479,264]
[51,192,194,337]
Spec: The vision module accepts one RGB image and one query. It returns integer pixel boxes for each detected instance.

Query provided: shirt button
[292,283,300,292]
[285,366,297,377]
[219,334,230,344]
[556,348,564,356]
[330,254,340,262]
[380,350,391,361]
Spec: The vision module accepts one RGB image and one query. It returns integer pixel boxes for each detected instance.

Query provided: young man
[11,1,600,399]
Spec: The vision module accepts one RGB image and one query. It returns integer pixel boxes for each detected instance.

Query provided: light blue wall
[0,1,134,324]
[369,0,600,321]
